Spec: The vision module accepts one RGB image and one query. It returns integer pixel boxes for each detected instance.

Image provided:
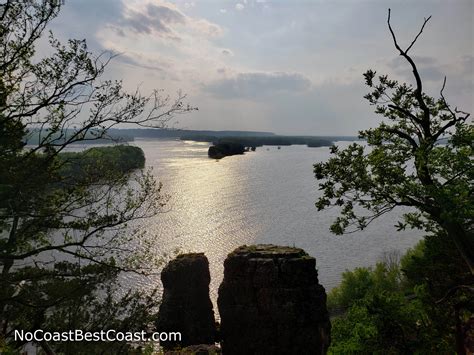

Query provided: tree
[0,1,195,352]
[314,9,474,275]
[328,233,473,353]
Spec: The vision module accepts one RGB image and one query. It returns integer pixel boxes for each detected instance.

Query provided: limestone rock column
[156,253,216,349]
[217,244,331,354]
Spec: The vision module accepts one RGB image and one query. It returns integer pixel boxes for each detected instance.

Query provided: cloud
[121,3,185,40]
[53,0,473,135]
[118,1,223,40]
[235,3,245,11]
[204,71,312,99]
[460,55,473,77]
[189,19,223,37]
[113,51,173,73]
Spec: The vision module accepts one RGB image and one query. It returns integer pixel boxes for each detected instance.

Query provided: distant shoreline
[26,127,362,145]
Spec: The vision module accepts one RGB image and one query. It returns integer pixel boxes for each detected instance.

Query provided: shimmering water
[124,139,421,305]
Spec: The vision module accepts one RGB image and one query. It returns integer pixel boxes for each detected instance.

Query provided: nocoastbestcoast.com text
[14,329,181,343]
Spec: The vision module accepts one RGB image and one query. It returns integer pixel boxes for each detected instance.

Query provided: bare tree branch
[387,8,432,136]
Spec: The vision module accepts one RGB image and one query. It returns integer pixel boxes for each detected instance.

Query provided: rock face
[164,344,222,355]
[156,253,216,349]
[217,244,331,355]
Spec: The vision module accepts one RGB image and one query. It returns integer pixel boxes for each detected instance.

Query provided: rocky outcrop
[164,344,222,355]
[156,253,216,350]
[217,244,331,355]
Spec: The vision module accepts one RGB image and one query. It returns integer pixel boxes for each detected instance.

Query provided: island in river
[206,136,334,159]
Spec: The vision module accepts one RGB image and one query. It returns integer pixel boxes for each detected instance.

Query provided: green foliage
[330,292,423,354]
[314,10,473,271]
[328,233,473,354]
[208,142,245,159]
[1,261,160,355]
[328,258,423,354]
[59,145,146,183]
[320,13,474,351]
[0,1,194,352]
[327,262,401,312]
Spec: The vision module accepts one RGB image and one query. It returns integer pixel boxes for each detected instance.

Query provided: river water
[120,139,421,306]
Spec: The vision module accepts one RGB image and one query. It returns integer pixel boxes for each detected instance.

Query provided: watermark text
[14,329,181,343]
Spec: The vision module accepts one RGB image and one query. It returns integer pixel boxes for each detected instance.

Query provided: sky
[47,0,473,135]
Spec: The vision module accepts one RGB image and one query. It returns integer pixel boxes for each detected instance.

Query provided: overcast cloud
[48,0,473,135]
[205,72,312,99]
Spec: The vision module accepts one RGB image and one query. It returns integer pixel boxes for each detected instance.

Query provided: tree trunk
[1,215,19,276]
[444,222,474,276]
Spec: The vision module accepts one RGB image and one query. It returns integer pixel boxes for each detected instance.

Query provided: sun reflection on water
[121,139,421,313]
